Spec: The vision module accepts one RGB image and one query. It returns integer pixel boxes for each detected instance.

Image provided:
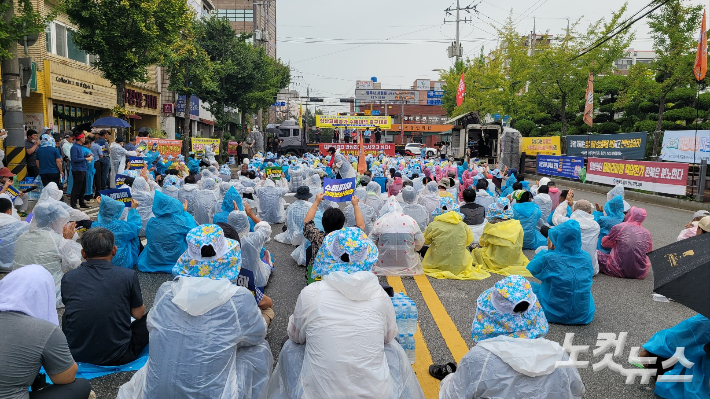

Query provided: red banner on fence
[136,138,183,158]
[586,157,689,196]
[227,141,240,155]
[319,143,395,157]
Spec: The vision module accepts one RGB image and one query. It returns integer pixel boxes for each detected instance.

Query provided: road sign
[494,113,501,121]
[426,99,443,106]
[371,110,381,116]
[364,110,371,116]
[272,101,286,107]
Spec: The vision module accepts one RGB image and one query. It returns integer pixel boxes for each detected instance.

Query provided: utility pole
[444,0,475,63]
[2,5,26,181]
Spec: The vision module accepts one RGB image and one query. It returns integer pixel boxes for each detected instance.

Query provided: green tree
[64,0,192,106]
[0,0,47,60]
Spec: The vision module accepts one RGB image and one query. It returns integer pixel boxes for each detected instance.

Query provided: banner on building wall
[536,155,585,179]
[566,132,647,159]
[660,130,710,164]
[586,157,689,195]
[522,137,561,156]
[318,143,395,156]
[191,138,221,155]
[98,188,133,207]
[137,138,183,158]
[323,178,356,202]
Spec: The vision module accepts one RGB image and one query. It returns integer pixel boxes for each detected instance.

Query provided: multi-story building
[0,0,162,137]
[212,0,276,58]
[614,48,656,75]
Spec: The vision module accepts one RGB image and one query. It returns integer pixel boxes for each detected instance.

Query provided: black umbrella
[72,122,92,134]
[137,127,151,133]
[648,233,710,318]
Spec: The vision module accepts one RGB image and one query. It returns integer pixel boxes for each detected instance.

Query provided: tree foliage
[0,0,48,60]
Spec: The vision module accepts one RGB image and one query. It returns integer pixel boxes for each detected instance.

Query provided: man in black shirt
[374,127,382,143]
[460,188,485,226]
[61,228,148,366]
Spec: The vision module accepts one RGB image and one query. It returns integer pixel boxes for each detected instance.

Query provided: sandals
[429,362,457,380]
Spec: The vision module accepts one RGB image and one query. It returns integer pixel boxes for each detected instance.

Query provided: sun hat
[173,224,242,282]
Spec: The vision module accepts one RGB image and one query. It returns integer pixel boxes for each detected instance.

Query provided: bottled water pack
[392,293,418,364]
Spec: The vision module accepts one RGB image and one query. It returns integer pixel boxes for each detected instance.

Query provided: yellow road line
[413,275,470,363]
[386,276,439,399]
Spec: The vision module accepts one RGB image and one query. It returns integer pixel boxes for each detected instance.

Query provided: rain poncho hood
[0,264,59,325]
[527,219,595,325]
[598,207,653,279]
[0,212,29,270]
[370,198,425,276]
[213,186,244,224]
[571,209,600,275]
[311,227,378,280]
[472,219,531,277]
[488,196,514,221]
[594,195,625,253]
[513,201,547,250]
[94,194,142,269]
[417,181,441,215]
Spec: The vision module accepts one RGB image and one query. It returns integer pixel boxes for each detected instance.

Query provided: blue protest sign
[323,178,356,202]
[5,185,20,202]
[115,174,127,187]
[99,188,133,207]
[128,156,145,170]
[537,155,585,180]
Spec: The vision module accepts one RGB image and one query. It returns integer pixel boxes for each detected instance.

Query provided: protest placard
[266,166,282,180]
[4,185,20,202]
[128,156,145,170]
[323,178,356,202]
[98,188,133,207]
[115,174,127,187]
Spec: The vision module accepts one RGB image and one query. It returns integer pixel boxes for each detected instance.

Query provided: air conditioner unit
[254,29,262,41]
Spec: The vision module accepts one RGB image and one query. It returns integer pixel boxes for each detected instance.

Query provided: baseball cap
[693,210,710,219]
[0,167,15,177]
[438,178,451,189]
[698,216,710,233]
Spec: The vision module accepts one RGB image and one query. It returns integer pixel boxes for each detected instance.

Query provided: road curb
[527,173,710,213]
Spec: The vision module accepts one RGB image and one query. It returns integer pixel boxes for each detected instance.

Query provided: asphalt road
[77,185,700,398]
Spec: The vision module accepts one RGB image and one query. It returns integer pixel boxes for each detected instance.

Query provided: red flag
[455,72,465,106]
[694,9,707,81]
[583,72,594,127]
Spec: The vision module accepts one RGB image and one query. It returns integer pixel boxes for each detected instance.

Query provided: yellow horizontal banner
[522,136,561,156]
[191,138,221,155]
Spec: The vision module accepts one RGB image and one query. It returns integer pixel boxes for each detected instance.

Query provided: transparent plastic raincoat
[642,315,710,399]
[129,177,155,236]
[571,210,600,275]
[159,176,181,200]
[38,182,90,222]
[137,191,196,273]
[400,187,429,232]
[117,279,272,399]
[275,199,313,245]
[178,183,200,216]
[474,189,496,213]
[267,271,425,399]
[332,151,356,179]
[109,142,136,188]
[417,181,440,215]
[533,193,552,229]
[471,219,531,277]
[13,200,83,307]
[527,220,595,325]
[344,188,377,235]
[213,187,244,224]
[370,198,425,276]
[593,195,625,253]
[598,207,653,279]
[366,181,385,214]
[512,201,547,250]
[228,212,272,288]
[194,179,220,225]
[0,213,29,271]
[287,164,308,192]
[255,179,288,224]
[92,195,141,269]
[307,174,322,196]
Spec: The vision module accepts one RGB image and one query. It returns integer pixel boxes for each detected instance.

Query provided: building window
[47,22,93,64]
[53,104,102,134]
[216,9,253,22]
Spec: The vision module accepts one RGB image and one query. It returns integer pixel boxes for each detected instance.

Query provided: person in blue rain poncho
[92,195,141,269]
[186,152,201,175]
[512,190,547,250]
[143,143,160,166]
[593,195,625,253]
[137,190,196,273]
[641,315,710,399]
[527,219,595,325]
[500,172,518,198]
[213,186,244,224]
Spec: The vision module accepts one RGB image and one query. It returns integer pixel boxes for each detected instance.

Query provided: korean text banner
[99,188,133,207]
[522,137,561,156]
[115,174,127,187]
[266,166,282,180]
[537,155,585,179]
[660,130,710,164]
[586,157,688,195]
[227,141,240,155]
[191,138,221,155]
[128,156,145,170]
[566,132,647,159]
[136,138,183,158]
[318,143,395,156]
[323,178,356,202]
[316,115,392,129]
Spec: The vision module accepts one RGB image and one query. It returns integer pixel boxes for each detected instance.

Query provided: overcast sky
[276,0,709,105]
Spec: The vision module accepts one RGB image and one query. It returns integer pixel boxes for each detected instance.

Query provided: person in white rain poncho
[159,174,181,200]
[344,187,376,234]
[0,198,29,272]
[329,148,356,179]
[570,200,601,275]
[400,186,428,231]
[178,174,199,215]
[130,177,156,236]
[117,224,272,399]
[287,163,308,192]
[417,180,441,215]
[533,184,553,229]
[109,137,137,188]
[435,275,584,399]
[255,173,288,224]
[227,205,273,289]
[365,180,385,215]
[193,177,220,225]
[370,197,425,276]
[267,227,425,399]
[275,186,313,245]
[307,173,322,197]
[37,182,90,222]
[13,200,82,307]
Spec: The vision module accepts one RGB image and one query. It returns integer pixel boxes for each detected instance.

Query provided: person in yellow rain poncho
[422,196,490,280]
[472,197,531,277]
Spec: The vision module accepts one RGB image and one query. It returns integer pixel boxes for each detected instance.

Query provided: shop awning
[424,130,451,136]
[127,114,142,120]
[200,119,214,125]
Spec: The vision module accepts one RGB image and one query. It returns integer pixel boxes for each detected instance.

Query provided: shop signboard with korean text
[318,143,395,156]
[566,132,647,159]
[356,80,374,89]
[191,138,221,154]
[355,90,419,103]
[660,130,710,164]
[522,137,561,156]
[177,95,200,121]
[537,155,585,179]
[316,115,392,129]
[586,157,688,195]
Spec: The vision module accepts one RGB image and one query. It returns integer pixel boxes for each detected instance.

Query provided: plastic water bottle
[395,304,407,334]
[406,333,416,364]
[407,301,417,334]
